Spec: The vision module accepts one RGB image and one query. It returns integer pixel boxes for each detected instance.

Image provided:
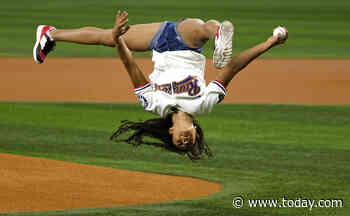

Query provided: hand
[267,26,288,47]
[112,10,130,44]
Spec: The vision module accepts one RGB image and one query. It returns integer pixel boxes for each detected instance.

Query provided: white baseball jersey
[134,50,226,117]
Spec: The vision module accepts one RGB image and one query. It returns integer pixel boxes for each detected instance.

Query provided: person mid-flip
[33,11,288,160]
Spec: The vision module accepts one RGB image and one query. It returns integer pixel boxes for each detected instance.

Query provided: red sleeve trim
[214,80,228,91]
[134,82,151,92]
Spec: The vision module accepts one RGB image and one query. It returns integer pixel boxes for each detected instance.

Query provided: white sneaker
[33,25,56,64]
[213,21,234,69]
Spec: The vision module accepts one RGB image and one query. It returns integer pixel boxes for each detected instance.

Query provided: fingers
[112,10,129,45]
[282,26,288,41]
[121,25,130,35]
[113,10,130,40]
[121,11,128,19]
[115,10,121,25]
[115,10,128,23]
[115,10,129,30]
[269,25,288,47]
[118,11,128,23]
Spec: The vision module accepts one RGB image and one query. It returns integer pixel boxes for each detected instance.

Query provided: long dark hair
[110,113,212,160]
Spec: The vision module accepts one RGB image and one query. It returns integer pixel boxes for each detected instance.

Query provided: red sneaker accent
[33,25,56,64]
[40,51,46,61]
[215,26,220,40]
[40,25,52,40]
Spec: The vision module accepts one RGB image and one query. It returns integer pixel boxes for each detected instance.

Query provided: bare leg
[216,36,284,87]
[50,22,163,51]
[49,19,218,51]
[177,19,220,48]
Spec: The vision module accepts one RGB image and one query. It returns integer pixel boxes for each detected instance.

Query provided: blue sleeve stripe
[134,83,151,93]
[212,81,227,95]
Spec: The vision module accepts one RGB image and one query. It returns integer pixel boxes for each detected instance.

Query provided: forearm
[216,40,274,87]
[116,37,148,87]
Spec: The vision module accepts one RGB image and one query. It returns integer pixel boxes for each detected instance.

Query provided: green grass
[1,102,349,216]
[1,0,350,58]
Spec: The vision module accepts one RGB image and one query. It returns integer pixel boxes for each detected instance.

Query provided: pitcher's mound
[0,154,222,213]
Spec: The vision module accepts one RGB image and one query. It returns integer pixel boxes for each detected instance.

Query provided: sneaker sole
[218,21,234,47]
[33,25,45,64]
[213,21,234,68]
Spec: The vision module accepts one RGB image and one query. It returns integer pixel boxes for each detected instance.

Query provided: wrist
[114,38,119,45]
[265,36,278,49]
[116,36,124,45]
[265,40,274,49]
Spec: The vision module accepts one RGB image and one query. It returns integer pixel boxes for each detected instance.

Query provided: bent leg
[50,22,163,51]
[177,19,220,48]
[123,22,163,51]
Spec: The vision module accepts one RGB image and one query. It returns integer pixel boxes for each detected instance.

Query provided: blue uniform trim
[134,83,151,93]
[212,81,227,95]
[148,21,203,54]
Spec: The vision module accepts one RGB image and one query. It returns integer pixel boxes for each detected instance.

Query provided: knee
[203,20,220,37]
[192,18,206,25]
[205,20,220,30]
[206,19,220,26]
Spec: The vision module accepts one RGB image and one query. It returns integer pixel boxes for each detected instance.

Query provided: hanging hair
[110,113,212,160]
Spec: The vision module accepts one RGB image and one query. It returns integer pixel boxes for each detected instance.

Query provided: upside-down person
[33,11,288,160]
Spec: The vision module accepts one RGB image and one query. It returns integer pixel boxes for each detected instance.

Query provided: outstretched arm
[112,11,149,88]
[216,28,288,87]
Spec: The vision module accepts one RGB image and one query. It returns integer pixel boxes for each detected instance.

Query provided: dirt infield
[0,57,350,213]
[1,58,350,104]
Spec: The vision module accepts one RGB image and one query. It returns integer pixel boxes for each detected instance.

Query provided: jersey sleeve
[201,80,227,114]
[134,83,157,114]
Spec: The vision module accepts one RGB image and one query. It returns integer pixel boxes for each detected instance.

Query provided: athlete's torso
[134,21,226,117]
[134,50,226,117]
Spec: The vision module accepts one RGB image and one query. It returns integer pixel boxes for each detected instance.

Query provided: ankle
[47,29,56,41]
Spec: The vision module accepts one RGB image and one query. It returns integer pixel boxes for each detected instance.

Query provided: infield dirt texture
[1,58,350,104]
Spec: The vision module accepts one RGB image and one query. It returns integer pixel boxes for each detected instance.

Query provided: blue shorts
[148,21,203,54]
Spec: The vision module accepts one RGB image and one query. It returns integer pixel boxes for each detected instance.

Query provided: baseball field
[1,0,350,215]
